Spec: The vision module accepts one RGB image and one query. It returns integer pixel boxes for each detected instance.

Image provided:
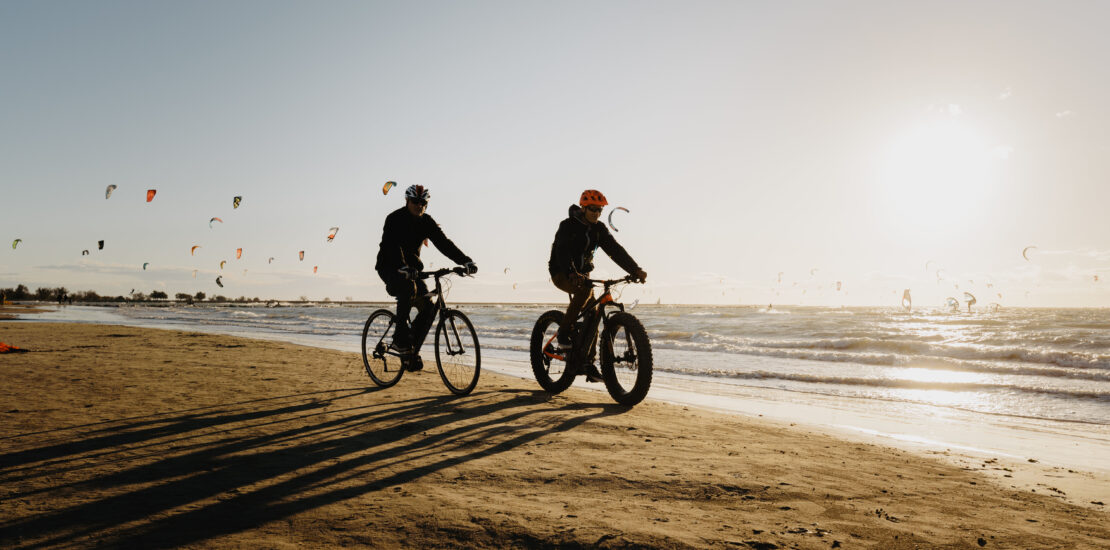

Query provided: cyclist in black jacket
[376,185,476,353]
[548,190,646,379]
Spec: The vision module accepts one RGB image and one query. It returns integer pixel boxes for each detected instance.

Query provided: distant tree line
[1,284,267,304]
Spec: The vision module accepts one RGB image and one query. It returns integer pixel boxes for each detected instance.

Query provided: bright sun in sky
[881,115,996,227]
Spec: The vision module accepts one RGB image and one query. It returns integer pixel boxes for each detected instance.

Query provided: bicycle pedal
[403,356,424,372]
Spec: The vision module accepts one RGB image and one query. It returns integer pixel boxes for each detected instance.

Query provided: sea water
[29,303,1110,426]
[18,301,1110,487]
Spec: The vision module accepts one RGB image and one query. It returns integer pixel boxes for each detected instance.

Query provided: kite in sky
[216,276,224,288]
[191,245,201,256]
[327,227,339,242]
[98,240,104,250]
[236,248,243,260]
[299,251,304,261]
[1023,246,1037,261]
[146,189,157,202]
[209,217,222,228]
[233,196,242,209]
[383,181,396,195]
[607,206,630,232]
[11,239,21,250]
[105,184,117,199]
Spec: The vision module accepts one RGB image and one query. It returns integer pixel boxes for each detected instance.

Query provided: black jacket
[376,207,471,273]
[548,205,640,277]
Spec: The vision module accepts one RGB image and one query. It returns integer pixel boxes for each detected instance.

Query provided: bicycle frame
[377,267,464,359]
[543,276,634,364]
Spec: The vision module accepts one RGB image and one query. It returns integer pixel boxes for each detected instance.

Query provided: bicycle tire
[599,311,653,406]
[434,309,481,395]
[530,310,576,394]
[362,309,405,388]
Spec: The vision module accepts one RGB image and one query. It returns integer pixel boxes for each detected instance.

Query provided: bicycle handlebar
[417,266,468,280]
[585,274,644,286]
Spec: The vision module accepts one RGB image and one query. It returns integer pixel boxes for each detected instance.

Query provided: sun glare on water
[880,116,998,227]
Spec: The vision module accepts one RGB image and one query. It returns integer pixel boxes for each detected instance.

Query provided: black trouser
[378,269,434,344]
[551,272,597,361]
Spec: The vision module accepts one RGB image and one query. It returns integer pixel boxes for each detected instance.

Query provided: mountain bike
[361,267,480,395]
[529,275,653,406]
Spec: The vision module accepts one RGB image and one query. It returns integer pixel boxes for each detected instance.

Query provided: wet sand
[1,322,1107,548]
[0,304,53,321]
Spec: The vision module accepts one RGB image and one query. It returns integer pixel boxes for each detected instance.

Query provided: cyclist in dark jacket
[377,184,476,352]
[548,190,646,378]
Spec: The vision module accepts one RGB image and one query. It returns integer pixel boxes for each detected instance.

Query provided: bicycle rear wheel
[599,312,653,406]
[434,309,480,395]
[362,309,405,388]
[530,310,576,394]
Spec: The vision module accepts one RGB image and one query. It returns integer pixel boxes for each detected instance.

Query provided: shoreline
[1,321,1108,548]
[6,307,1110,511]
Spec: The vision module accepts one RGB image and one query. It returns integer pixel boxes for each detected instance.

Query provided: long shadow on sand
[0,383,626,548]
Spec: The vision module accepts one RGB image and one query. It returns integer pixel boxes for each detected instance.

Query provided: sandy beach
[1,321,1108,549]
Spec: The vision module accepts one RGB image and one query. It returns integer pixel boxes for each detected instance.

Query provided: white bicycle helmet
[405,185,430,202]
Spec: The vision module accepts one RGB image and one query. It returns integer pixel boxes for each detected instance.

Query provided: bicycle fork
[443,316,468,356]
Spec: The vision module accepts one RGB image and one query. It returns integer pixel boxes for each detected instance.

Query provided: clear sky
[3,1,1109,307]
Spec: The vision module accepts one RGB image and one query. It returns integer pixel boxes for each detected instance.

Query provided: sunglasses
[408,199,428,207]
[585,206,603,213]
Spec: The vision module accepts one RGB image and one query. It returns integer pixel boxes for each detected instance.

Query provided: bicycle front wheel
[362,309,405,388]
[599,311,653,406]
[434,309,480,395]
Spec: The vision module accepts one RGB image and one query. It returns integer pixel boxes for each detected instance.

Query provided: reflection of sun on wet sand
[0,322,1107,548]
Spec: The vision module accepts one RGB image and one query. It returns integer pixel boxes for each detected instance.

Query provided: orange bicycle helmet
[579,189,608,207]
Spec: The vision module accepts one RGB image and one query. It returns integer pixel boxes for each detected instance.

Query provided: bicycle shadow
[0,385,626,548]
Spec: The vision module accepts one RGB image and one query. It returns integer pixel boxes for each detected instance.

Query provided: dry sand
[1,322,1107,549]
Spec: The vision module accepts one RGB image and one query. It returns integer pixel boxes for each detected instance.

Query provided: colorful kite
[191,245,201,256]
[383,181,396,195]
[209,217,222,228]
[105,184,117,199]
[327,227,339,242]
[146,189,156,202]
[233,196,242,209]
[236,248,242,260]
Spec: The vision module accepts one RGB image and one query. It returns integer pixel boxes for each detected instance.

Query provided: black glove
[463,261,478,275]
[397,266,418,281]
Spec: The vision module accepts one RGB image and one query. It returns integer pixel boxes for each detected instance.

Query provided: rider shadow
[0,385,624,548]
